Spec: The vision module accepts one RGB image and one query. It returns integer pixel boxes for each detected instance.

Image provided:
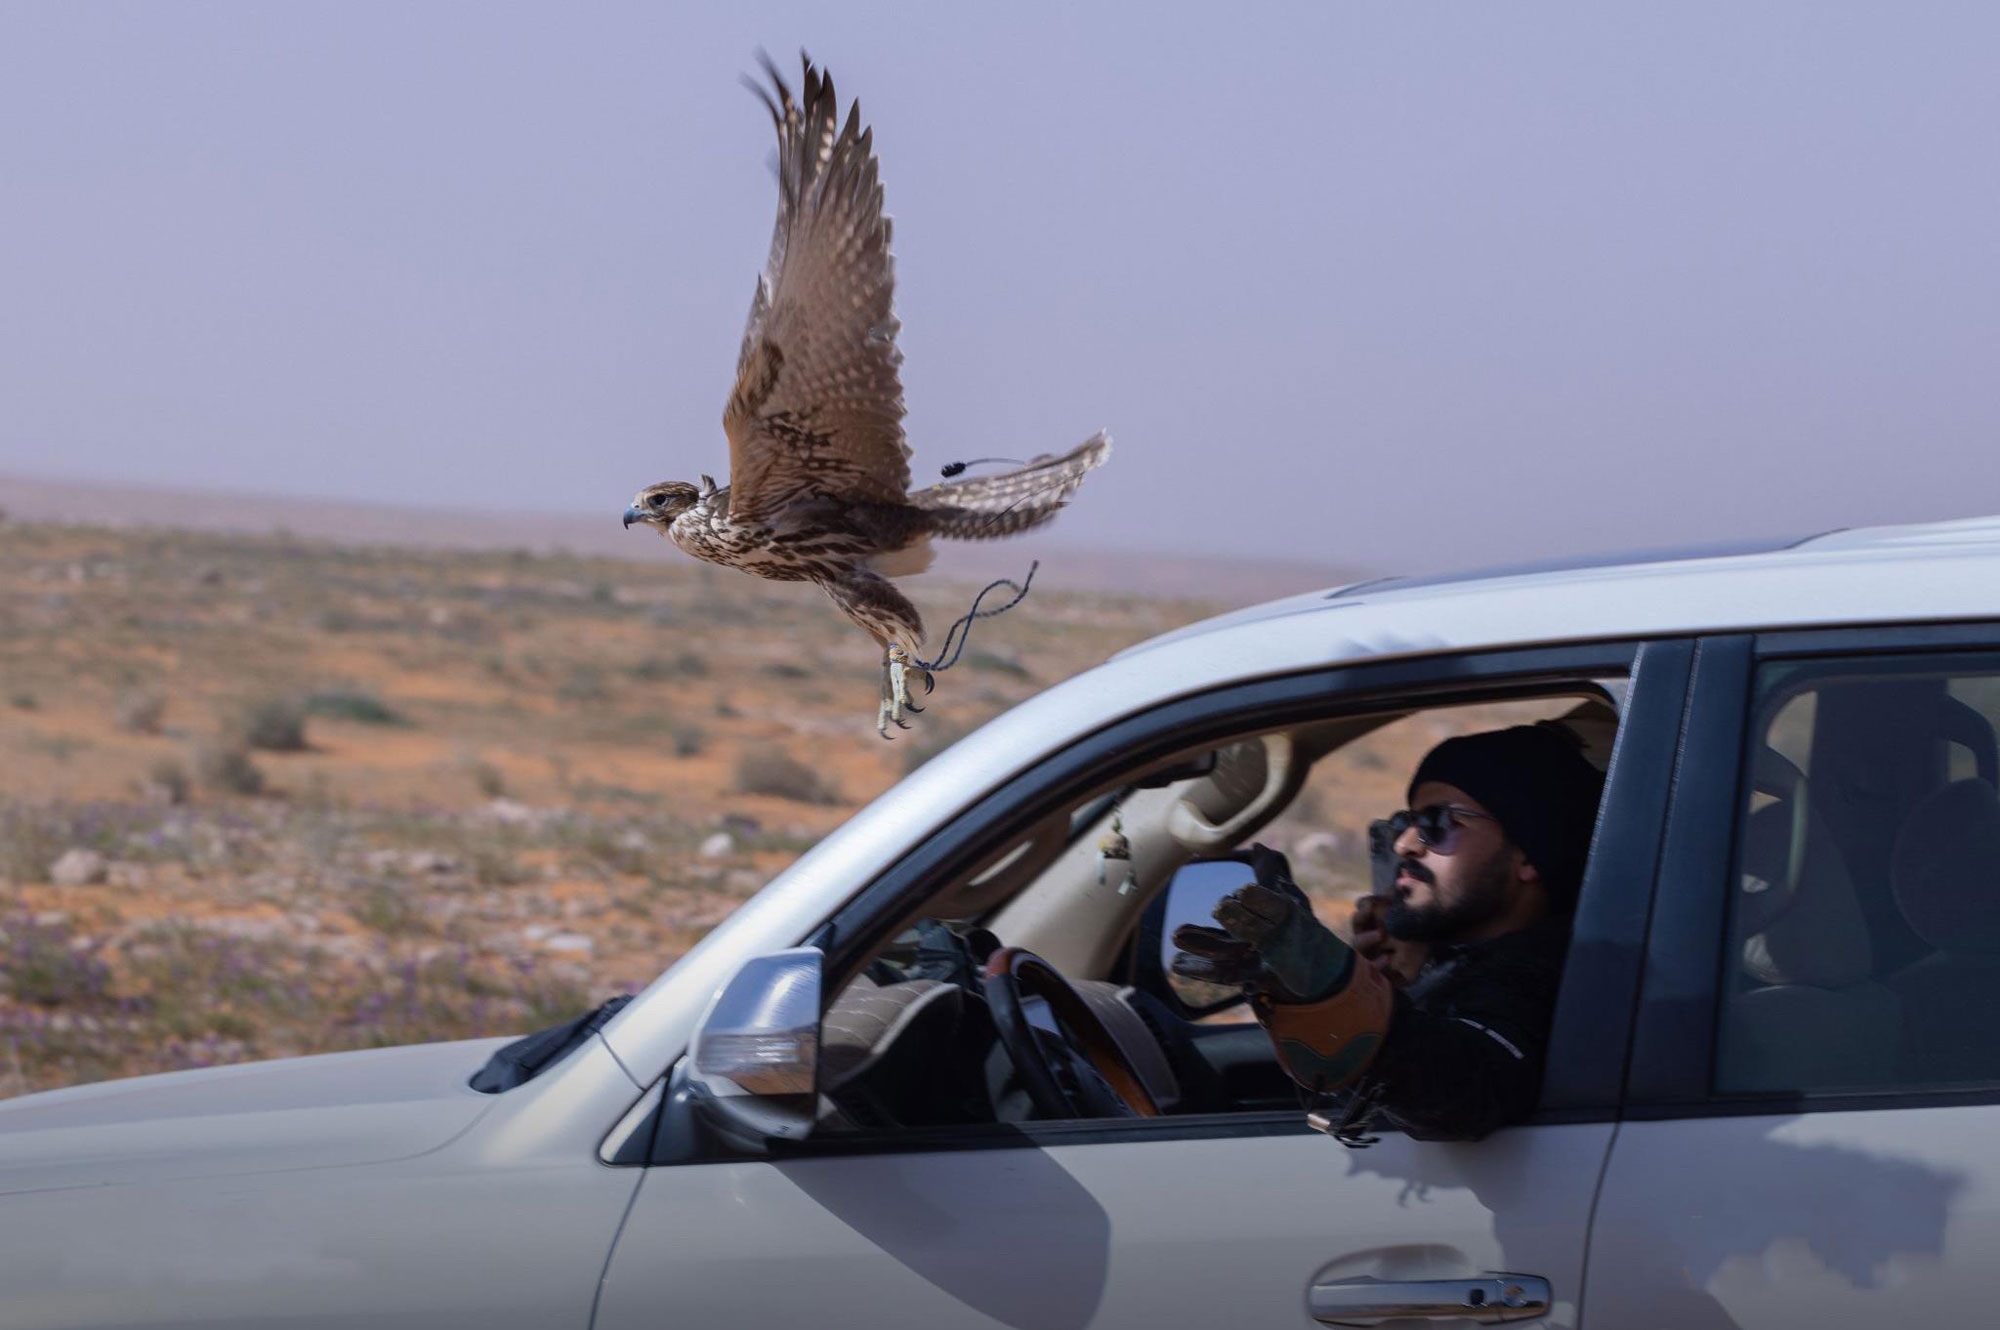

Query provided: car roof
[1124,513,2000,659]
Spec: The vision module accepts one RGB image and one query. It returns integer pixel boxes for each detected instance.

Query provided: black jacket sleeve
[1360,929,1566,1141]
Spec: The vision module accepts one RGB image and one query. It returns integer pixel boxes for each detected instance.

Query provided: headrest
[1892,779,2000,955]
[819,978,961,1091]
[1737,801,1873,988]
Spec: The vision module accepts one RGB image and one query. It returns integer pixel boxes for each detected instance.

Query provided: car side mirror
[1137,856,1258,1018]
[686,947,823,1145]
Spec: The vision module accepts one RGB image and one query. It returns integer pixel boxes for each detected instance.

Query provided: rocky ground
[0,519,1208,1095]
[0,517,1559,1098]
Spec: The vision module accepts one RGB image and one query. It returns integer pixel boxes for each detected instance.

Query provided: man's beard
[1384,849,1513,943]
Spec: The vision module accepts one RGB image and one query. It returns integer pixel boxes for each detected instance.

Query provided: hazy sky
[3,2,1996,574]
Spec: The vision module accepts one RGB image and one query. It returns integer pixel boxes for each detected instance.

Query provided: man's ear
[1514,851,1541,887]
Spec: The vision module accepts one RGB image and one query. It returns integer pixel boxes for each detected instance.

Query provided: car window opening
[811,680,1623,1139]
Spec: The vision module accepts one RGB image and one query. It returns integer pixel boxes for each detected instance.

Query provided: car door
[594,640,1691,1330]
[1585,626,2000,1328]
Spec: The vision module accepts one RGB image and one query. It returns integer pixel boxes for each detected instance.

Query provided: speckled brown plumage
[624,54,1110,733]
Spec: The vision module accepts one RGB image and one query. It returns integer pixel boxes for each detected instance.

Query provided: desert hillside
[0,517,1217,1095]
[0,471,1363,605]
[0,512,1555,1099]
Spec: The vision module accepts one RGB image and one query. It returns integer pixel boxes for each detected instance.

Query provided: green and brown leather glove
[1169,845,1355,1002]
[1170,844,1394,1093]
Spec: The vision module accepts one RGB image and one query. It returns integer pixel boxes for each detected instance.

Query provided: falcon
[623,53,1111,737]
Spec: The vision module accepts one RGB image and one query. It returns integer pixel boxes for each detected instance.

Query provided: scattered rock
[480,798,539,827]
[49,849,108,887]
[698,832,735,859]
[718,813,763,836]
[202,916,289,941]
[106,861,152,890]
[543,932,595,956]
[139,771,189,806]
[616,829,652,854]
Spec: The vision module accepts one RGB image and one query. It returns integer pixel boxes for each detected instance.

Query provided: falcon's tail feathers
[911,432,1111,543]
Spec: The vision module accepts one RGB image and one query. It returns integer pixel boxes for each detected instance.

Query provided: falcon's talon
[872,644,926,737]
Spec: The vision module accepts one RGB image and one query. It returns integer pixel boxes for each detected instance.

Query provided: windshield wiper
[468,994,634,1094]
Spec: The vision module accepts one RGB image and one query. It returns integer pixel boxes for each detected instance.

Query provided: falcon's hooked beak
[622,505,643,529]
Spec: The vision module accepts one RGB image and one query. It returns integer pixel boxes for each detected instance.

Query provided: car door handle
[1309,1273,1551,1326]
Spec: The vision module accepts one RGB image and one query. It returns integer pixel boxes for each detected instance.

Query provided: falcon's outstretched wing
[725,54,909,525]
[911,431,1112,541]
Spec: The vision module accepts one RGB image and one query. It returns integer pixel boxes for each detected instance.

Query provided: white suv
[5,515,2000,1330]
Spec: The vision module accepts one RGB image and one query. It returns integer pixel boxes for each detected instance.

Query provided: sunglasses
[1371,803,1496,856]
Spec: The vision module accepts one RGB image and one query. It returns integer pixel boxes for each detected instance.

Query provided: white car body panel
[0,1040,647,1329]
[0,1039,507,1196]
[598,1126,1611,1330]
[1587,1109,2000,1327]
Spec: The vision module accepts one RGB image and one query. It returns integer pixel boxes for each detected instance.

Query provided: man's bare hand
[1351,893,1427,987]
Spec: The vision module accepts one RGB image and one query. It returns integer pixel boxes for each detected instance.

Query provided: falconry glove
[1170,844,1394,1094]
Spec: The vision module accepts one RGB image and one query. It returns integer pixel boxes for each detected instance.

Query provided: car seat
[1719,747,1901,1092]
[1888,777,2000,1086]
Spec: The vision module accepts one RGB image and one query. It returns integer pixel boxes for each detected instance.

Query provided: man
[1171,722,1605,1141]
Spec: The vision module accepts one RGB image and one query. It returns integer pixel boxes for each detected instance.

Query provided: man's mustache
[1397,857,1435,887]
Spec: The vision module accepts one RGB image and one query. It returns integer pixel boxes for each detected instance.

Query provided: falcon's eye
[647,493,667,508]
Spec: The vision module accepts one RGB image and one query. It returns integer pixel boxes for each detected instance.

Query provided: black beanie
[1407,722,1607,912]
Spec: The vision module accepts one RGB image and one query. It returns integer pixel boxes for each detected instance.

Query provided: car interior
[813,686,1623,1132]
[1717,663,2000,1096]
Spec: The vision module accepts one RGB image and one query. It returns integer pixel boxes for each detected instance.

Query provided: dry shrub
[0,808,71,885]
[226,696,308,752]
[455,752,506,798]
[734,745,842,805]
[115,689,167,734]
[193,741,265,796]
[556,666,610,705]
[143,757,191,805]
[304,686,405,725]
[2,913,113,1006]
[351,883,419,936]
[628,651,708,681]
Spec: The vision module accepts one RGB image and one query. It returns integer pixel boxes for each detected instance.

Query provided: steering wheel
[981,947,1159,1120]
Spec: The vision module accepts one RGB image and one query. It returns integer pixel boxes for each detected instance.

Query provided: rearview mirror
[687,947,823,1144]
